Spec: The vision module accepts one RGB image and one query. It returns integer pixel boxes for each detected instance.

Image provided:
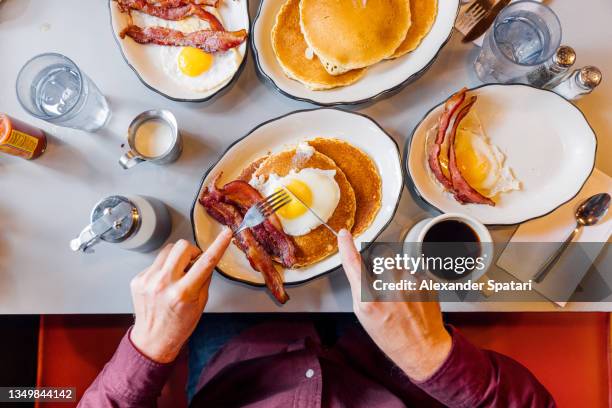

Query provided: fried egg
[253,168,340,236]
[132,11,240,92]
[436,110,520,198]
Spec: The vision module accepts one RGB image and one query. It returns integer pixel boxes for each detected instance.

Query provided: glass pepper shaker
[70,195,172,253]
[531,45,576,89]
[551,66,602,101]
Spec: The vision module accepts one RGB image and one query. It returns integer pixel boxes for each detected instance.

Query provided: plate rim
[250,0,460,107]
[403,83,598,226]
[190,107,404,287]
[107,0,251,103]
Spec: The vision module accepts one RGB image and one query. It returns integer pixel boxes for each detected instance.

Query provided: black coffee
[422,220,481,281]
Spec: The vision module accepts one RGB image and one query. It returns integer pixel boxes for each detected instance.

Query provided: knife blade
[281,184,338,236]
[462,0,512,43]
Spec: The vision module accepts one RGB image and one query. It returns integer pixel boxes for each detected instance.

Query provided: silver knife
[463,0,512,43]
[281,184,338,236]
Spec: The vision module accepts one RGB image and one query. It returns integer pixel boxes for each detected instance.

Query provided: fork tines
[258,189,291,217]
[455,1,487,33]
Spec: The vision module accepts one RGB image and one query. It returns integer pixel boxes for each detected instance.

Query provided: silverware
[463,0,512,43]
[281,184,338,236]
[532,193,611,283]
[455,0,492,37]
[234,190,291,235]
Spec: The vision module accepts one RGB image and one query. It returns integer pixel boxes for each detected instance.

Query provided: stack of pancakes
[271,0,438,90]
[240,138,382,267]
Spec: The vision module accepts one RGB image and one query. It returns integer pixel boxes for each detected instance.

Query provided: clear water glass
[16,53,111,132]
[474,1,562,84]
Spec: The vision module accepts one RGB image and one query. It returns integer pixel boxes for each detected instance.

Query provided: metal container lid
[578,66,602,88]
[553,45,576,68]
[90,196,140,243]
[70,195,140,252]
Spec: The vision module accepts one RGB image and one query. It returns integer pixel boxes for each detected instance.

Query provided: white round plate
[252,0,460,106]
[108,0,249,102]
[191,108,403,286]
[406,84,597,225]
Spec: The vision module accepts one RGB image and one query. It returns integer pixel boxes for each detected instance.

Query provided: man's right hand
[337,229,452,382]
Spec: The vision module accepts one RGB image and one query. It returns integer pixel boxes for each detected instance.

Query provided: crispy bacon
[145,0,219,7]
[116,0,224,31]
[427,88,467,190]
[220,180,297,268]
[120,25,247,53]
[447,96,495,206]
[199,177,290,304]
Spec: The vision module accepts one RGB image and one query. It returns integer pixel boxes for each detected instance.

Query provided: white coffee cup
[403,213,493,283]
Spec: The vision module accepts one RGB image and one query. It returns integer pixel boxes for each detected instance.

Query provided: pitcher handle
[119,150,145,169]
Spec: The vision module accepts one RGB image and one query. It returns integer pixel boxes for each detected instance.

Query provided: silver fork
[233,189,291,235]
[455,0,490,34]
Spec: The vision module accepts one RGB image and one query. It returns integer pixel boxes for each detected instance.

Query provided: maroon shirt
[79,322,555,407]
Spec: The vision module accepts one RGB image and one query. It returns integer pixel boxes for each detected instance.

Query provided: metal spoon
[533,192,611,283]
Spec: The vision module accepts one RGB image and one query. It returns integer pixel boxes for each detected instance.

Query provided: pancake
[252,149,356,267]
[239,155,268,181]
[307,138,381,236]
[271,0,366,90]
[390,0,438,58]
[299,0,411,74]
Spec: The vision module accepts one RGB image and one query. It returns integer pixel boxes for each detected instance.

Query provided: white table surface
[0,0,610,314]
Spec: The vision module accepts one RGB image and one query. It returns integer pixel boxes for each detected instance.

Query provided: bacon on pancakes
[120,25,247,53]
[117,0,224,31]
[220,180,297,268]
[199,175,293,304]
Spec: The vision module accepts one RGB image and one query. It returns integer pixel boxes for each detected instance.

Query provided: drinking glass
[16,53,111,132]
[474,1,562,84]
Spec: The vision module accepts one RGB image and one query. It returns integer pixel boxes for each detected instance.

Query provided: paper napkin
[496,169,612,306]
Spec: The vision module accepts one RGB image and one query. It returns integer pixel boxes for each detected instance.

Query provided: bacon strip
[447,96,495,206]
[220,180,297,268]
[116,0,224,31]
[146,0,219,7]
[120,25,247,53]
[199,177,289,304]
[427,88,467,190]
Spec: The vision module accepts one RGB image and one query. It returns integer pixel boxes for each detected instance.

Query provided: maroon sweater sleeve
[414,326,556,408]
[78,328,174,408]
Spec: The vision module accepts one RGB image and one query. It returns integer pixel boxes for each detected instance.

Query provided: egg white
[426,110,520,199]
[131,11,240,92]
[254,168,340,236]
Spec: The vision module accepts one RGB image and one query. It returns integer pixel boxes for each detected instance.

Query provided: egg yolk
[276,179,313,219]
[438,129,490,192]
[178,47,214,77]
[454,130,490,189]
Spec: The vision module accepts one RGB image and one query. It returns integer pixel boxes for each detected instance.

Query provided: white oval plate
[252,0,459,106]
[406,84,597,225]
[191,108,403,286]
[108,0,249,102]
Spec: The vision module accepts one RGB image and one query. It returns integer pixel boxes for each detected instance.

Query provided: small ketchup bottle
[0,113,47,160]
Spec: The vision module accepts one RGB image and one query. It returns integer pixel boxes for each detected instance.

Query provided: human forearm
[78,328,174,408]
[415,327,556,408]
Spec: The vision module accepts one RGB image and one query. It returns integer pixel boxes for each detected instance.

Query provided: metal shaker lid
[70,196,140,252]
[91,196,140,243]
[553,45,576,67]
[578,66,602,88]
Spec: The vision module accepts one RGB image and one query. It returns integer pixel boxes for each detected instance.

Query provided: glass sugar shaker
[551,66,602,101]
[70,195,172,253]
[525,45,576,89]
